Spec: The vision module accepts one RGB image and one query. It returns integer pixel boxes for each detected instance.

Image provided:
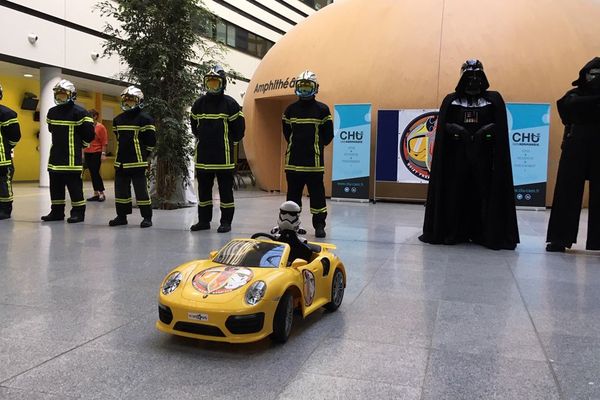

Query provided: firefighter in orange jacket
[190,66,245,233]
[42,79,94,223]
[0,83,21,220]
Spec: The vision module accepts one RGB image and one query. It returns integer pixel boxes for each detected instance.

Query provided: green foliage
[96,0,230,206]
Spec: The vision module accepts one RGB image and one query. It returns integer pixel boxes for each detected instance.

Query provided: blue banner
[507,103,550,208]
[332,104,372,200]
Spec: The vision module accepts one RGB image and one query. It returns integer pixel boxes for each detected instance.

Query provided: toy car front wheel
[271,292,294,343]
[325,269,344,312]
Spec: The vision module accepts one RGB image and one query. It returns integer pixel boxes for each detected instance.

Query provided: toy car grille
[173,322,226,337]
[158,304,173,325]
[225,313,265,334]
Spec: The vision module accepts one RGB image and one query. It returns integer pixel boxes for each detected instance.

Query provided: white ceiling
[0,60,127,96]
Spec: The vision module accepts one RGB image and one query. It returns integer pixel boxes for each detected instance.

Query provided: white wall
[0,0,316,88]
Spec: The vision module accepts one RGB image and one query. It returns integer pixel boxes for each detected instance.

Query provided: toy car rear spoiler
[310,242,337,250]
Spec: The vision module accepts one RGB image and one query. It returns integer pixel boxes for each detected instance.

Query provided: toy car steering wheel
[251,232,278,241]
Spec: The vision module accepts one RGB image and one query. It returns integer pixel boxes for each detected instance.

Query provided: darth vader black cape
[419,91,520,250]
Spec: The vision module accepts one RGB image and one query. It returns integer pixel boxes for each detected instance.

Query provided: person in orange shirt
[85,109,108,201]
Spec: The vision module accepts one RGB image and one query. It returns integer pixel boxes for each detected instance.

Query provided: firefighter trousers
[196,170,234,225]
[286,171,327,228]
[114,168,152,218]
[49,171,86,217]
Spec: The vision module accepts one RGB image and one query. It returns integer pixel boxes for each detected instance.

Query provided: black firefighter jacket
[0,105,21,167]
[282,98,333,173]
[190,94,245,171]
[46,102,94,173]
[113,108,156,170]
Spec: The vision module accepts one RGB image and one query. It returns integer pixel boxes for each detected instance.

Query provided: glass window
[248,33,257,54]
[226,24,236,47]
[214,240,286,268]
[236,29,248,51]
[216,21,227,44]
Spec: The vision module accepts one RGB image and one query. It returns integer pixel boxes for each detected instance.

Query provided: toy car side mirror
[291,258,308,268]
[209,250,218,259]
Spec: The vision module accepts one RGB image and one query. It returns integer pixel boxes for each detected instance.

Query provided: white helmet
[277,201,301,232]
[295,70,318,98]
[120,85,144,111]
[53,79,77,105]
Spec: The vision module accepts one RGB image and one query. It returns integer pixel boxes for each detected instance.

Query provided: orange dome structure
[243,0,600,204]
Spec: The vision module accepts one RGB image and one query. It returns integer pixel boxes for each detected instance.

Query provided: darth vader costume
[546,57,600,252]
[419,60,519,250]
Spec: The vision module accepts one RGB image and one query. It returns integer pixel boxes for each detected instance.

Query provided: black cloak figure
[546,57,600,252]
[419,60,520,250]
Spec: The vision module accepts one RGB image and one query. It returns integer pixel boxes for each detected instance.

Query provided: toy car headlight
[162,272,182,295]
[245,281,267,305]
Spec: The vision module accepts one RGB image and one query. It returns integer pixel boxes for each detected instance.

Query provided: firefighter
[190,65,245,233]
[41,79,94,223]
[0,83,21,220]
[109,86,156,228]
[282,70,333,238]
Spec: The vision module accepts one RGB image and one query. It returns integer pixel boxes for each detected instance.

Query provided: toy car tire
[325,269,344,312]
[270,292,294,343]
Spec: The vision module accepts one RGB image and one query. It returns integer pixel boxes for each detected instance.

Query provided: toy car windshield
[213,239,286,268]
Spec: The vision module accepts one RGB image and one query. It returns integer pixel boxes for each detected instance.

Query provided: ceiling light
[24,74,33,78]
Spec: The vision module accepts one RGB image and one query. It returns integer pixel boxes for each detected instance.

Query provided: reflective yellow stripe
[314,125,320,168]
[310,207,327,214]
[220,202,235,209]
[133,132,142,162]
[199,200,213,207]
[228,111,244,121]
[223,120,230,165]
[191,113,229,120]
[0,197,13,202]
[8,141,19,146]
[122,162,149,168]
[51,200,66,205]
[69,126,75,166]
[71,200,86,207]
[283,117,331,124]
[46,117,93,126]
[140,125,156,132]
[115,197,133,204]
[0,161,12,166]
[284,165,325,172]
[0,118,18,127]
[195,163,235,170]
[285,134,292,166]
[0,134,5,162]
[114,125,141,131]
[137,200,152,206]
[48,164,83,171]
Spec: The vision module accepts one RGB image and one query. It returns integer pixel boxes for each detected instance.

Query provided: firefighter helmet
[53,79,77,105]
[204,65,227,94]
[295,70,319,98]
[120,86,144,111]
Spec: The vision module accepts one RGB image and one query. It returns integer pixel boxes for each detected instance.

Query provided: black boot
[217,223,231,233]
[109,215,128,226]
[546,243,566,252]
[190,222,210,231]
[67,210,85,223]
[315,226,326,238]
[41,211,65,222]
[140,218,153,228]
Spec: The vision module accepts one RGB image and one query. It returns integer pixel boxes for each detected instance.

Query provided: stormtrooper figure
[272,201,315,263]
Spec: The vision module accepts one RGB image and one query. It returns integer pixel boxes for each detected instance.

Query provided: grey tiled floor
[1,182,599,399]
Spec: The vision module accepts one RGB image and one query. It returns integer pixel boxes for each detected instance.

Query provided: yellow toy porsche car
[156,233,346,343]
